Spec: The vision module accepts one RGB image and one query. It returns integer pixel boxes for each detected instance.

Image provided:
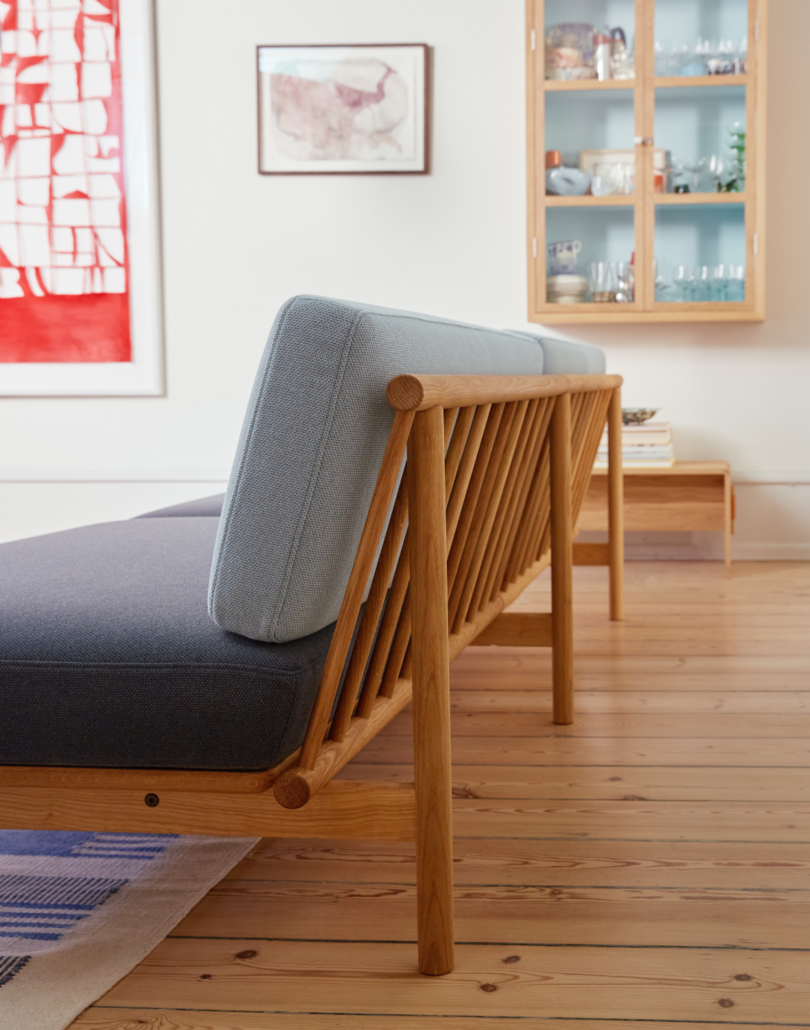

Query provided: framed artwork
[0,0,163,396]
[257,43,428,175]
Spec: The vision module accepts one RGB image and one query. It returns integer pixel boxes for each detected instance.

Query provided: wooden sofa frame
[0,372,623,977]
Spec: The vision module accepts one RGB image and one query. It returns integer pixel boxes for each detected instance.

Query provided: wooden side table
[578,461,735,570]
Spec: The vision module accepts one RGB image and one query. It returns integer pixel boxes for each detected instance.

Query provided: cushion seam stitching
[208,299,295,621]
[269,306,366,641]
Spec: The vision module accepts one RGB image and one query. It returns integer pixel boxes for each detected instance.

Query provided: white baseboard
[579,528,810,562]
[1,469,808,485]
[0,470,230,483]
[731,542,810,560]
[623,541,810,561]
[733,471,810,486]
[1,473,808,559]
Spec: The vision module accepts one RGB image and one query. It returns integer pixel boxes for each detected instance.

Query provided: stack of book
[594,421,675,469]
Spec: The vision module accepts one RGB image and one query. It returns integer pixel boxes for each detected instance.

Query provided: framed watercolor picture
[257,43,428,175]
[0,0,163,395]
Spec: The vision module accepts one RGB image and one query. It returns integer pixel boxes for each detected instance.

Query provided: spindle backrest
[274,373,620,808]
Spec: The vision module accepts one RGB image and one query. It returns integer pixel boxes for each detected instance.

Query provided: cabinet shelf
[544,193,745,207]
[544,195,636,207]
[527,0,766,325]
[543,79,636,91]
[654,193,747,204]
[655,74,749,88]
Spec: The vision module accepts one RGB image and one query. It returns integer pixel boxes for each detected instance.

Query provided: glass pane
[546,91,636,197]
[654,203,746,302]
[655,86,746,195]
[545,0,635,82]
[547,207,636,305]
[655,0,748,77]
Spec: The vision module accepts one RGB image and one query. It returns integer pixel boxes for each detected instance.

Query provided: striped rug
[0,829,258,1029]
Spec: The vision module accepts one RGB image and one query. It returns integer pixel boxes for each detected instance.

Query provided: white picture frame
[0,0,164,397]
[258,43,428,175]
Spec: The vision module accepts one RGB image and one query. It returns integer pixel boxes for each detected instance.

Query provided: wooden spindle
[456,401,529,630]
[448,404,516,628]
[330,474,410,740]
[446,405,490,552]
[550,392,573,726]
[492,397,552,599]
[446,404,504,600]
[479,398,541,607]
[298,410,413,769]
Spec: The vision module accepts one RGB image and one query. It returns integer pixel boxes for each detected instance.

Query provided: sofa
[0,295,620,974]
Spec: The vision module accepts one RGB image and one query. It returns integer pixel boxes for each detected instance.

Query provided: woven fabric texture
[209,295,555,643]
[508,331,607,374]
[0,517,334,771]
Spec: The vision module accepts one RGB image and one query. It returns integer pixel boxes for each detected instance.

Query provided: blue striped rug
[0,830,257,1029]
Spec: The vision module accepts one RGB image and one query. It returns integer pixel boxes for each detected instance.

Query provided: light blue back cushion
[208,296,555,643]
[512,332,607,374]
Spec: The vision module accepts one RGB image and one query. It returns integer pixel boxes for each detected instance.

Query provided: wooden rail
[387,373,623,411]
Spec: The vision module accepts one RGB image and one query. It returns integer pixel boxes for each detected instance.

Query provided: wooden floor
[74,561,810,1029]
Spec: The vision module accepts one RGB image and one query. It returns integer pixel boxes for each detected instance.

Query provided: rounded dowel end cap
[386,374,425,411]
[273,769,313,809]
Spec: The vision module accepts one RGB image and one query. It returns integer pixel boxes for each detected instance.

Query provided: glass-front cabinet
[527,0,766,322]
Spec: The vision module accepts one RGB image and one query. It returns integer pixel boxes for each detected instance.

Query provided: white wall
[1,0,807,558]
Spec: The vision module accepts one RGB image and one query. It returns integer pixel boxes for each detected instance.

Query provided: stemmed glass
[693,266,712,302]
[666,265,745,303]
[711,266,729,301]
[674,265,695,302]
[727,265,746,301]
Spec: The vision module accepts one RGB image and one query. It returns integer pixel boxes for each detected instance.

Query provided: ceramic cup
[547,239,582,275]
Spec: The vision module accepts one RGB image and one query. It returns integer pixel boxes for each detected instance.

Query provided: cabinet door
[643,0,758,316]
[532,0,644,320]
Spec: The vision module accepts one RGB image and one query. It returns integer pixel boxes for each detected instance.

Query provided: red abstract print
[0,0,130,362]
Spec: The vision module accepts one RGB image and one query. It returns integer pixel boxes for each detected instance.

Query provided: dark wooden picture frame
[257,43,429,175]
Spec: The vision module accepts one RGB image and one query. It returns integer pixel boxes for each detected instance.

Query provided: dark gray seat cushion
[0,517,334,771]
[137,494,226,519]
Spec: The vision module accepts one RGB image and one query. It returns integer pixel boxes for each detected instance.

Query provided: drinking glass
[727,265,745,301]
[654,258,668,300]
[654,259,680,302]
[711,266,729,301]
[614,262,634,303]
[674,265,694,302]
[693,266,712,302]
[589,262,617,303]
[696,155,724,193]
[593,162,632,196]
[591,165,616,197]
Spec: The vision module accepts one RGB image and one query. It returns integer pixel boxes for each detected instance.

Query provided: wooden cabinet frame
[527,0,767,323]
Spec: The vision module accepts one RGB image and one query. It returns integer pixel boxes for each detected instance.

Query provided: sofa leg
[551,393,574,725]
[409,405,455,976]
[607,386,625,621]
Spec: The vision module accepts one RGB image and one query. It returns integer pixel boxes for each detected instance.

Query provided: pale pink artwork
[258,45,427,174]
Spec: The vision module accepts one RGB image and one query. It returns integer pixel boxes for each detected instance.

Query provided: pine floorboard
[73,561,810,1028]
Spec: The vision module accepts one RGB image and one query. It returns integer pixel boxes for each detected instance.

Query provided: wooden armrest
[386,373,623,411]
